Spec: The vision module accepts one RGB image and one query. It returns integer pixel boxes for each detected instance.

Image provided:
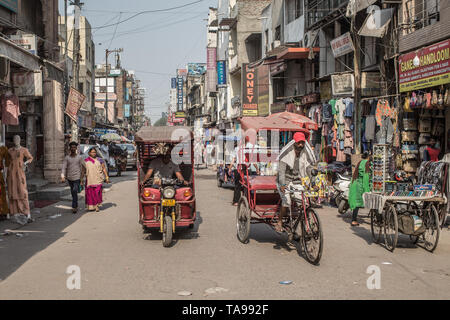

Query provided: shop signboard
[361,72,381,96]
[171,77,176,89]
[109,69,121,77]
[331,73,355,96]
[175,111,186,118]
[177,69,188,77]
[217,60,226,86]
[242,63,258,116]
[11,71,42,97]
[257,63,269,116]
[9,33,37,55]
[65,87,86,122]
[124,104,130,117]
[398,39,450,92]
[206,47,217,92]
[330,32,355,58]
[187,63,206,75]
[177,76,184,111]
[0,0,17,13]
[93,128,116,136]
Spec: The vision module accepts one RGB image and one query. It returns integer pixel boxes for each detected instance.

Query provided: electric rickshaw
[135,126,196,247]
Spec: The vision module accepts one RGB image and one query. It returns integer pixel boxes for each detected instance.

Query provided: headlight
[163,186,175,199]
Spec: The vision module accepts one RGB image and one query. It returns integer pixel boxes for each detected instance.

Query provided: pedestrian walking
[348,151,371,226]
[82,147,109,212]
[61,141,83,213]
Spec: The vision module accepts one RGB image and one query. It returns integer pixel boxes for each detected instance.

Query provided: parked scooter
[333,173,351,214]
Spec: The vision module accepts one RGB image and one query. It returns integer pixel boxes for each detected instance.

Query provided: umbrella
[268,111,318,130]
[100,133,121,141]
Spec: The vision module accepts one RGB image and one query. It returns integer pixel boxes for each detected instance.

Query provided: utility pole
[71,0,83,143]
[105,48,123,125]
[351,13,362,154]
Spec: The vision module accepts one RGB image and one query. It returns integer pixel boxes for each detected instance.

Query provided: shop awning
[239,116,311,134]
[276,47,320,60]
[268,111,318,130]
[0,36,40,71]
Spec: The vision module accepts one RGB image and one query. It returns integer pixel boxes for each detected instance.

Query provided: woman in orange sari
[82,147,109,212]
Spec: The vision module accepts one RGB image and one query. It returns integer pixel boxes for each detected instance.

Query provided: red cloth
[426,147,440,161]
[1,94,20,125]
[293,132,306,142]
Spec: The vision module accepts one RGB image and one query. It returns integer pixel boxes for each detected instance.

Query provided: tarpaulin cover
[268,111,318,130]
[239,116,311,133]
[135,126,193,143]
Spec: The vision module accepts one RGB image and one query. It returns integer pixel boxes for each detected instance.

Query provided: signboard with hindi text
[65,87,86,122]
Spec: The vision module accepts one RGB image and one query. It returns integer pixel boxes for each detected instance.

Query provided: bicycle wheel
[384,205,398,252]
[236,197,251,244]
[422,204,440,252]
[370,209,382,244]
[301,208,323,265]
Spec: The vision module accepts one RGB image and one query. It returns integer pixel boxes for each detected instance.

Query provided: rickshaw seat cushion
[245,176,277,190]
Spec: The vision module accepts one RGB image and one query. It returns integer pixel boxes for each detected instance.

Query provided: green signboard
[0,0,18,13]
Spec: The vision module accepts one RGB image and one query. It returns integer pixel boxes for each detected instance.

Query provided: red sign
[242,64,258,116]
[399,39,450,92]
[65,87,85,122]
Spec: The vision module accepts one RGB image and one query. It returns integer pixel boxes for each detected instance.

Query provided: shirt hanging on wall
[1,93,20,125]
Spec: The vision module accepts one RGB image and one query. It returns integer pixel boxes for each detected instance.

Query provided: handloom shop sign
[399,39,450,92]
[65,87,86,122]
[242,63,258,116]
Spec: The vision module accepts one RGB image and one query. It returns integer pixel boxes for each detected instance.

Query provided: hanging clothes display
[1,93,21,126]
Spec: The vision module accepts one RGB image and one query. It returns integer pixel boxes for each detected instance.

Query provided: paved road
[0,169,449,299]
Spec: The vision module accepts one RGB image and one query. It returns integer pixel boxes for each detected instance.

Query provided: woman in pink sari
[82,147,109,212]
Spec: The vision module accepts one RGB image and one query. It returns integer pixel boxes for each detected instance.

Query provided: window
[275,25,281,41]
[402,0,440,35]
[265,29,269,53]
[286,0,303,23]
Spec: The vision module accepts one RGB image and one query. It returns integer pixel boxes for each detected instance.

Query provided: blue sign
[217,61,226,85]
[171,77,177,89]
[177,76,184,111]
[93,128,116,136]
[124,104,130,117]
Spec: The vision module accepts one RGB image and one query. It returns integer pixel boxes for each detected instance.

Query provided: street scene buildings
[0,0,449,302]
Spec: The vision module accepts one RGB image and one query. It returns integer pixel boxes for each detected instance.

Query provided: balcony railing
[400,0,440,35]
[306,0,349,29]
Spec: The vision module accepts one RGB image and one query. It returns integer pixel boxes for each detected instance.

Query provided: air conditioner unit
[272,40,281,49]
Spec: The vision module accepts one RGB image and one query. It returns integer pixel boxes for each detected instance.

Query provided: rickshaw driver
[275,131,316,233]
[142,151,190,187]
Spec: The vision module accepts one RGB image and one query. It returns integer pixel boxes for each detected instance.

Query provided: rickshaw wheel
[422,204,440,252]
[437,204,448,229]
[236,197,251,244]
[384,205,398,252]
[370,209,382,244]
[301,208,323,265]
[162,215,173,248]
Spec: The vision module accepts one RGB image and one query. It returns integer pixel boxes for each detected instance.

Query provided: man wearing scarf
[275,131,316,233]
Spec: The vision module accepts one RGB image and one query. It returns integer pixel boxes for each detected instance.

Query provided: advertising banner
[124,104,130,117]
[242,64,258,116]
[207,48,217,92]
[217,60,226,86]
[330,32,355,58]
[177,69,188,77]
[187,63,207,75]
[399,39,450,92]
[9,34,37,55]
[171,77,176,89]
[257,63,269,116]
[65,87,86,122]
[177,76,184,111]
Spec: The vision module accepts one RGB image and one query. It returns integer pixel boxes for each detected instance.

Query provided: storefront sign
[331,73,355,96]
[109,69,121,77]
[330,32,355,58]
[187,63,206,75]
[320,80,332,101]
[124,104,130,117]
[171,77,176,89]
[65,87,86,122]
[177,69,187,77]
[0,0,17,13]
[361,72,381,96]
[399,39,450,92]
[175,111,186,118]
[206,47,217,92]
[177,76,184,111]
[217,60,226,86]
[257,64,269,116]
[242,63,258,116]
[11,71,42,97]
[9,34,37,55]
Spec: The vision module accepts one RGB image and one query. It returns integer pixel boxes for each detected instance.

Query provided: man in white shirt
[61,142,83,213]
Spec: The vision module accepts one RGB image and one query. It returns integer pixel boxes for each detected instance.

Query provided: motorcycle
[333,173,351,214]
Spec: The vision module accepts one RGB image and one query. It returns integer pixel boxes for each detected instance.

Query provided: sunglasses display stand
[372,144,391,193]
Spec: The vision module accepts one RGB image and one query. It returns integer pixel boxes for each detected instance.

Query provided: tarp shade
[239,116,311,133]
[135,126,193,142]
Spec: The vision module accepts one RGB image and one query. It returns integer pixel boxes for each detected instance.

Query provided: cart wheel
[437,204,448,229]
[236,197,251,244]
[422,204,440,252]
[384,205,398,252]
[162,215,173,248]
[370,209,382,244]
[301,208,323,265]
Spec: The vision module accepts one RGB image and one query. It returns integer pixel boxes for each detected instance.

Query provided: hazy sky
[58,0,215,121]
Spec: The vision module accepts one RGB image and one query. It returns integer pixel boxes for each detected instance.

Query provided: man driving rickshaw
[276,131,317,233]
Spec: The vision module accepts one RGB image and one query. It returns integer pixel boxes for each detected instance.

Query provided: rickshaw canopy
[135,126,193,143]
